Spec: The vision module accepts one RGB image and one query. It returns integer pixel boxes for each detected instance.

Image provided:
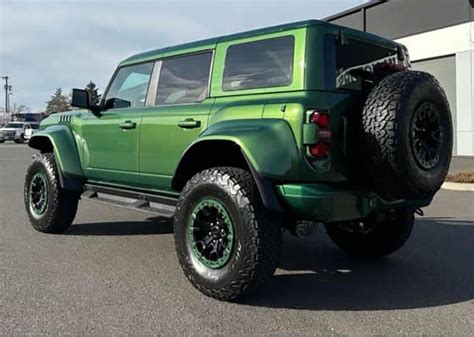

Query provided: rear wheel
[174,167,281,301]
[325,208,414,256]
[24,153,79,233]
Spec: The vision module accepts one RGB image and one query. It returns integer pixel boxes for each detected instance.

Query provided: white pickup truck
[0,122,38,143]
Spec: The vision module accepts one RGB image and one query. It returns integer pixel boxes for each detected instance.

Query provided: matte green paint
[29,19,414,221]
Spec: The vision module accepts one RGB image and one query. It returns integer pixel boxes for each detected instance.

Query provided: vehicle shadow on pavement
[245,217,474,311]
[65,216,173,236]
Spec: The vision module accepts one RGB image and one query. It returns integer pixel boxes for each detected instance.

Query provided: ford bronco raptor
[24,20,452,301]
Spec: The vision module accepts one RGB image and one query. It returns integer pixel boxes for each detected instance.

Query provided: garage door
[412,56,457,154]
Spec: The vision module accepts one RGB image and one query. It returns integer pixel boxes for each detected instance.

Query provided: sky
[0,0,367,112]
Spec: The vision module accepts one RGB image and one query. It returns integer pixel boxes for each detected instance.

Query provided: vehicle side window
[222,35,295,91]
[155,52,212,105]
[104,62,154,109]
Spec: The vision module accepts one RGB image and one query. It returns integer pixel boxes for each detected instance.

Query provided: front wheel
[325,208,414,256]
[24,153,79,233]
[174,167,281,301]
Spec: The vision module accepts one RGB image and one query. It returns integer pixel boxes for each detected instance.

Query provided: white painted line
[442,182,474,192]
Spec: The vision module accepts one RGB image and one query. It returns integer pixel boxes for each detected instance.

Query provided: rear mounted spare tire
[362,71,453,199]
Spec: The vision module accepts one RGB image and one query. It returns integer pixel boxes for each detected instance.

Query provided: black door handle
[178,119,201,129]
[119,120,136,130]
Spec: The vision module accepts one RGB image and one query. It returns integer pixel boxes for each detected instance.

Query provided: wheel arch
[172,139,284,213]
[28,126,84,192]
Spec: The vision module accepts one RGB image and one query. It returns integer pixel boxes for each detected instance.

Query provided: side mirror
[71,88,101,115]
[71,89,90,109]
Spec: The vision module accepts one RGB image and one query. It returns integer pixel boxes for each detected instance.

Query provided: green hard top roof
[120,19,400,66]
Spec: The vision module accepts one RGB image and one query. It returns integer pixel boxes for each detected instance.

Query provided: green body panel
[139,99,214,192]
[81,107,147,186]
[30,19,416,222]
[189,118,299,179]
[277,184,432,223]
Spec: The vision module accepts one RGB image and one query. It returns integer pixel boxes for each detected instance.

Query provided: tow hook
[415,208,424,216]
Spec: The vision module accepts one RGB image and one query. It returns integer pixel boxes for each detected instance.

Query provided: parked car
[24,123,40,141]
[0,122,33,143]
[24,19,453,301]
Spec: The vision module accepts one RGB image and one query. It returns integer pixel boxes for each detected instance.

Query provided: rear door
[83,62,154,186]
[139,51,214,192]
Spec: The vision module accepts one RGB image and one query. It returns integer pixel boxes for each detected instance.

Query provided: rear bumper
[276,183,433,223]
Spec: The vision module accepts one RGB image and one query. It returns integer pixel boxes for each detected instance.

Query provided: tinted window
[223,36,294,91]
[336,38,399,91]
[105,62,154,108]
[5,123,24,128]
[155,52,212,105]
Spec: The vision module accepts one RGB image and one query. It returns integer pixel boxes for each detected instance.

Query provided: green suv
[24,20,453,301]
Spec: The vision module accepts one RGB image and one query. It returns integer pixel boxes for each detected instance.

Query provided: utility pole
[1,76,9,117]
[1,76,12,123]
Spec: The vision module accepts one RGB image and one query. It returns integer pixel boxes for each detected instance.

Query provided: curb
[442,182,474,192]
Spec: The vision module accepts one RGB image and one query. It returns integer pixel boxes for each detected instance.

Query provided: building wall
[326,0,474,156]
[396,22,474,155]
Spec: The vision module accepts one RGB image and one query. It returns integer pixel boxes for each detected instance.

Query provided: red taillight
[308,110,331,158]
[309,143,329,157]
[310,112,330,129]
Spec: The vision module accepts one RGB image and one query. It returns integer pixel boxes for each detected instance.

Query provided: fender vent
[59,114,72,124]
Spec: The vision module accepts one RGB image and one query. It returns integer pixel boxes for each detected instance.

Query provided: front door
[139,51,214,192]
[83,62,154,186]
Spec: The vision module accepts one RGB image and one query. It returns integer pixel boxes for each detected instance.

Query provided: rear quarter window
[223,35,295,91]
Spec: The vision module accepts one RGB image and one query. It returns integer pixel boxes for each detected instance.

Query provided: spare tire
[362,71,453,199]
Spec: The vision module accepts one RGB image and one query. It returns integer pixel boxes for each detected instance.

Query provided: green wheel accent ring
[29,172,48,216]
[188,198,234,269]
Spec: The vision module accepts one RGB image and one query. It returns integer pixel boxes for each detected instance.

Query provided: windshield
[4,123,24,129]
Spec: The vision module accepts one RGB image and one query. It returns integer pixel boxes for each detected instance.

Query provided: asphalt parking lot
[1,144,473,335]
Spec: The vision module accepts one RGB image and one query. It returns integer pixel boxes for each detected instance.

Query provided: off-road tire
[24,153,79,233]
[325,208,414,256]
[174,167,281,301]
[362,71,453,199]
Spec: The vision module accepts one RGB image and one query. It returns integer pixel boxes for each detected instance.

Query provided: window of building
[155,52,213,105]
[222,36,295,91]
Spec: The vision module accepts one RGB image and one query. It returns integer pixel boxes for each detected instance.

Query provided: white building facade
[326,0,474,158]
